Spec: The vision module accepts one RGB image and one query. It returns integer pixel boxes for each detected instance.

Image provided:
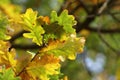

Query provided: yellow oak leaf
[0,40,17,68]
[23,54,60,80]
[40,36,85,60]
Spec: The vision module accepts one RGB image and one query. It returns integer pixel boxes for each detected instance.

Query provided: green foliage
[0,13,11,40]
[51,10,76,33]
[49,75,59,80]
[0,68,20,80]
[0,0,10,4]
[21,8,78,47]
[43,10,77,43]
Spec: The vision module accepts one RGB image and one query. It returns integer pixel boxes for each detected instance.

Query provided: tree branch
[16,44,45,76]
[11,44,40,50]
[108,11,120,22]
[85,27,120,33]
[9,30,28,43]
[98,32,119,55]
[75,3,99,33]
[75,0,117,33]
[98,0,109,14]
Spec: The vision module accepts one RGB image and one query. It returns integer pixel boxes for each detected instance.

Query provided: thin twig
[98,0,109,14]
[108,11,120,22]
[110,34,120,49]
[70,3,81,14]
[81,51,93,77]
[16,52,39,76]
[97,27,119,55]
[58,0,76,15]
[16,44,45,76]
[75,2,99,33]
[85,27,120,33]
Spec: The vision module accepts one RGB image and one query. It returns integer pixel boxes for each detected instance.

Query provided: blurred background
[1,0,120,80]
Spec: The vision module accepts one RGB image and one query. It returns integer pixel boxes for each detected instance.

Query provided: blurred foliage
[0,0,120,80]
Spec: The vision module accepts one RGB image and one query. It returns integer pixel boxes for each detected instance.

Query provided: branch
[58,0,76,15]
[75,3,99,33]
[57,0,66,15]
[98,0,109,14]
[108,11,120,22]
[75,0,116,33]
[97,26,120,55]
[81,51,93,77]
[9,30,28,43]
[76,14,96,33]
[11,44,40,50]
[70,3,81,14]
[16,52,39,76]
[85,27,120,33]
[98,32,119,55]
[107,0,120,8]
[111,34,120,49]
[16,44,45,76]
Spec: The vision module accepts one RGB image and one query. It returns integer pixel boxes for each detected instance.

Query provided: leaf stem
[16,45,44,76]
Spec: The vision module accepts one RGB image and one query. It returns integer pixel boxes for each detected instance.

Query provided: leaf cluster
[0,3,85,79]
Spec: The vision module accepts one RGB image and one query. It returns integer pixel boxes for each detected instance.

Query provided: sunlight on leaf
[21,8,45,46]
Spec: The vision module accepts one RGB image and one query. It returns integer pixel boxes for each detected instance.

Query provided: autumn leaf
[21,8,45,46]
[37,16,50,25]
[15,52,32,75]
[20,54,60,80]
[0,40,17,68]
[42,10,77,43]
[40,35,85,60]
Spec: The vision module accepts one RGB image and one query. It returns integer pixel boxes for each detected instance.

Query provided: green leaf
[50,10,77,33]
[23,25,45,46]
[21,8,38,29]
[43,10,77,43]
[21,8,45,46]
[0,68,20,80]
[0,13,11,40]
[50,11,58,23]
[43,23,66,43]
[49,75,59,80]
